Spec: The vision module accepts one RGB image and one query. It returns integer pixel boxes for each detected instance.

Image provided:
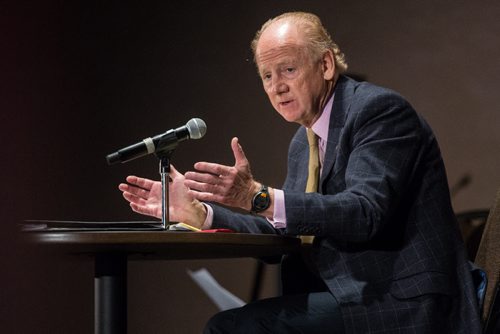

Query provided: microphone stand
[156,150,173,230]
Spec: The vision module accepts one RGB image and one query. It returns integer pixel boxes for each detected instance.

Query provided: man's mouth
[279,100,293,107]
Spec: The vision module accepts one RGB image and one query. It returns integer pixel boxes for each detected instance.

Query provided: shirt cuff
[267,188,286,229]
[201,203,214,230]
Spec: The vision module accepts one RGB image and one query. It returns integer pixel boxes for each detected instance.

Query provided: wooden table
[24,230,301,334]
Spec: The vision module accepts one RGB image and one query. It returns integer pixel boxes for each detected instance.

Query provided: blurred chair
[457,209,490,261]
[474,187,500,333]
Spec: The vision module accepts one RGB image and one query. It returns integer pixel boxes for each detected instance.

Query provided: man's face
[255,21,334,127]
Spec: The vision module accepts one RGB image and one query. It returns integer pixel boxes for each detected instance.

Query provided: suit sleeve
[284,90,425,243]
[210,203,284,235]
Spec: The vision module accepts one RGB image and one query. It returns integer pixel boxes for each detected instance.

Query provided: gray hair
[251,12,348,73]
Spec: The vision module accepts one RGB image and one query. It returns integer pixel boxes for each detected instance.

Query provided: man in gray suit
[119,12,482,333]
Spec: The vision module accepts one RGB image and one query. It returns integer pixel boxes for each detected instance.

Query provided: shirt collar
[311,92,334,142]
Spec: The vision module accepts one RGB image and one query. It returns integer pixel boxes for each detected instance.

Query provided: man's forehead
[256,43,308,67]
[255,20,309,65]
[258,21,301,47]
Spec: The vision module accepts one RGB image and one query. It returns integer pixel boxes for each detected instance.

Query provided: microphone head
[186,118,207,139]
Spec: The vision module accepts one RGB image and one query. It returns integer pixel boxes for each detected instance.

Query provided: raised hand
[184,137,260,211]
[119,175,163,219]
[119,165,207,227]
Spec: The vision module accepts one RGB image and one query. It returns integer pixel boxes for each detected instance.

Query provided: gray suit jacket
[211,76,482,333]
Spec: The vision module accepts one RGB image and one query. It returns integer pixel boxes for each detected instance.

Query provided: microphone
[106,118,207,165]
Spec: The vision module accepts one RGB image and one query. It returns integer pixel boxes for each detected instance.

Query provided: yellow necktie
[301,128,320,244]
[305,128,320,193]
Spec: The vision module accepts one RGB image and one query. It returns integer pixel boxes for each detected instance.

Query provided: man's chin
[276,109,299,124]
[279,114,297,124]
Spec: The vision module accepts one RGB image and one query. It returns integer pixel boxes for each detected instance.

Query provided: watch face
[255,193,269,209]
[253,187,270,212]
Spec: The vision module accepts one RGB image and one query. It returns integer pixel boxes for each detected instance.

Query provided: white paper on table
[187,268,246,311]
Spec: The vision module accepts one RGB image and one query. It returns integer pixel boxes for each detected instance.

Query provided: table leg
[95,253,127,334]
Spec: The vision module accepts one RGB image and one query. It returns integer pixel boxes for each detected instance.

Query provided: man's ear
[322,50,335,80]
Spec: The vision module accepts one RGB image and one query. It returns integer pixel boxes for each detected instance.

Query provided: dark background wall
[2,1,500,333]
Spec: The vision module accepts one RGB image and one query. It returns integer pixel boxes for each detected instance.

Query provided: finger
[126,175,156,190]
[118,183,129,192]
[130,203,158,218]
[122,191,148,205]
[169,164,182,178]
[120,183,150,199]
[184,179,221,194]
[192,162,230,176]
[119,183,144,193]
[184,170,221,184]
[187,189,225,203]
[231,137,248,167]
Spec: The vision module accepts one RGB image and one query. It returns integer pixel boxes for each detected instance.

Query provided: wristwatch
[251,184,271,213]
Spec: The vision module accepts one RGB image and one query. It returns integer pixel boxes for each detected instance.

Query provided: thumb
[169,164,183,178]
[231,137,248,167]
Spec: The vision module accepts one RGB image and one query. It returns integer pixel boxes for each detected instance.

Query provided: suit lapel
[319,76,356,192]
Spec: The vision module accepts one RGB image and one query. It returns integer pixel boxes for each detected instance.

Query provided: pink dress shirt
[202,93,334,230]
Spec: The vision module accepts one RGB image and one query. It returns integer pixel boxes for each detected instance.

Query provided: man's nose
[271,77,288,94]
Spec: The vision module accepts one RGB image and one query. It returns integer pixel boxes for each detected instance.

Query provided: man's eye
[262,74,272,80]
[283,67,298,78]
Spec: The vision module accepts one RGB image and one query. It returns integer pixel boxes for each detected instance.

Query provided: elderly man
[119,12,482,334]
